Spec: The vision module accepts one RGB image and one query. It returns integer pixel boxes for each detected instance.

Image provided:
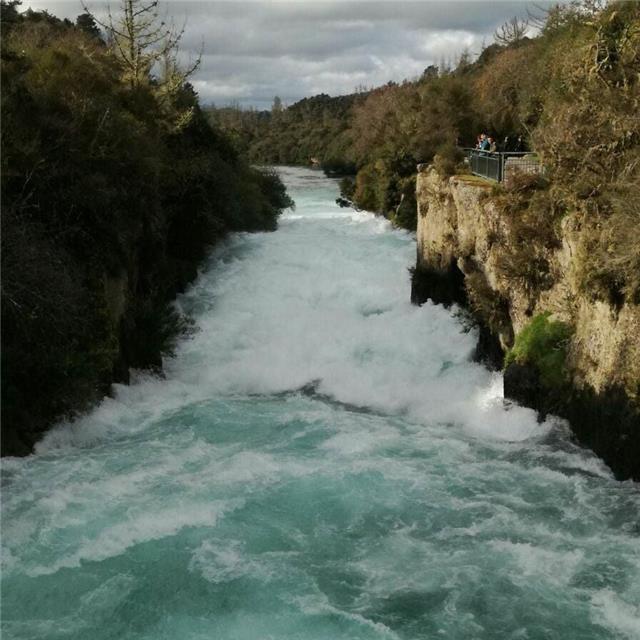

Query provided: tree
[1,0,22,36]
[83,0,199,89]
[421,65,438,80]
[75,12,102,40]
[494,16,529,46]
[455,48,473,74]
[528,1,608,33]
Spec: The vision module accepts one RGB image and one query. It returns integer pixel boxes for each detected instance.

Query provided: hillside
[413,167,639,479]
[213,2,639,235]
[1,2,293,454]
[207,92,363,173]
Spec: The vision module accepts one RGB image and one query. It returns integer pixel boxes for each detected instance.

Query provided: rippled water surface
[2,167,639,639]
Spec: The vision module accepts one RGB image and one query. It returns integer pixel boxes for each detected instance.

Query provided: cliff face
[413,166,640,480]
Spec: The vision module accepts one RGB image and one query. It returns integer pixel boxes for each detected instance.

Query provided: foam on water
[2,166,639,639]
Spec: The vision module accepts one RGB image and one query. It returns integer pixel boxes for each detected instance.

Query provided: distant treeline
[209,93,362,175]
[209,1,639,235]
[1,1,293,454]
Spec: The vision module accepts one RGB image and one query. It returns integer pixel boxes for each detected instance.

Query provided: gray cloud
[24,1,544,109]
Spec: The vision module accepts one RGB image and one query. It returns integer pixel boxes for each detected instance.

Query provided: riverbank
[411,166,640,481]
[1,5,292,456]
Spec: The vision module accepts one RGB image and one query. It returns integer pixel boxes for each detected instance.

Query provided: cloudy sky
[25,1,541,109]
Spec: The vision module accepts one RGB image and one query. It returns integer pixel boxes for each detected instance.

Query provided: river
[2,167,639,639]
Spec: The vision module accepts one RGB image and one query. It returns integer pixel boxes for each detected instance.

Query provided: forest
[210,0,640,246]
[1,1,293,454]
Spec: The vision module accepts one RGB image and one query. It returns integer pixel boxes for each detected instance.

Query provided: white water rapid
[2,167,639,639]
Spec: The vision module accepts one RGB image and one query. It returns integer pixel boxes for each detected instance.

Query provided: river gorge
[2,168,639,640]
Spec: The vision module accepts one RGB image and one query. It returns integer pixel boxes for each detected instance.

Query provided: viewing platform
[463,148,543,183]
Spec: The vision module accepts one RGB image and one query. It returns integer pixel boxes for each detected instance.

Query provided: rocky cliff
[412,166,640,480]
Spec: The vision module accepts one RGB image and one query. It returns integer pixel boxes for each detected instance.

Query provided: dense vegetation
[208,93,362,174]
[212,0,639,263]
[1,1,293,454]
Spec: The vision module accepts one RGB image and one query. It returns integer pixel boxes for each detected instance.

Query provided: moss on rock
[505,313,572,388]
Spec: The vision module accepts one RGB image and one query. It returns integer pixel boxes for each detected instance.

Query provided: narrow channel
[2,167,638,640]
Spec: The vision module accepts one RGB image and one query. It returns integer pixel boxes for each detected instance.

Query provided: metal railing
[464,148,543,183]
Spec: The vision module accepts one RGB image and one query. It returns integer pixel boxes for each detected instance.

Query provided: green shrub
[390,176,417,230]
[573,182,640,306]
[493,185,561,301]
[505,313,572,387]
[433,143,464,178]
[339,176,356,201]
[353,160,393,213]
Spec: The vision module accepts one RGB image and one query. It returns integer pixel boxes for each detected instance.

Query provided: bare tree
[83,0,200,89]
[528,1,607,34]
[271,96,283,113]
[494,16,529,46]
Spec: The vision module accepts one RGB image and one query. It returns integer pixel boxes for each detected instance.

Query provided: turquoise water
[2,167,639,639]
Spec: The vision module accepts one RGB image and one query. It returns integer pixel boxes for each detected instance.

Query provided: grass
[453,173,495,188]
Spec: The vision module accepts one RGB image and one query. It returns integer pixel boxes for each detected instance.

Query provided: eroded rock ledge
[412,166,639,480]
